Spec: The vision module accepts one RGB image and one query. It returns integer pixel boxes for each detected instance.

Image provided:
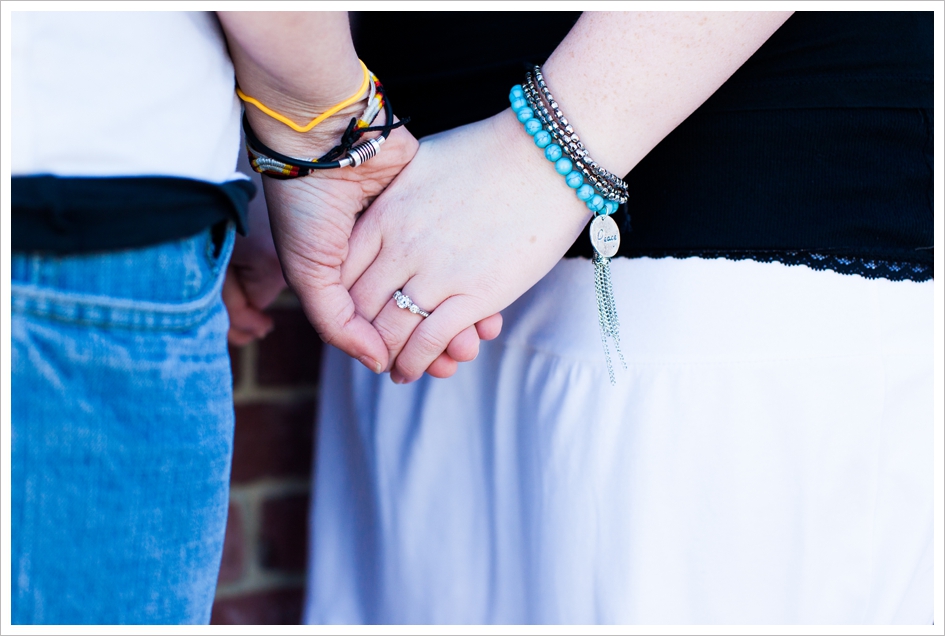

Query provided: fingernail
[390,369,406,384]
[359,356,382,374]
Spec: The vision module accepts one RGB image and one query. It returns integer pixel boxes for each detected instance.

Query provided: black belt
[12,175,256,253]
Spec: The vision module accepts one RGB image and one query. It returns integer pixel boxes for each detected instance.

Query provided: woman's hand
[343,109,593,383]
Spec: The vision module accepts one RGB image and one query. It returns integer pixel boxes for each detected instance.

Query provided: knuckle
[306,302,352,350]
[414,326,447,357]
[372,316,406,351]
[399,327,448,377]
[456,341,479,362]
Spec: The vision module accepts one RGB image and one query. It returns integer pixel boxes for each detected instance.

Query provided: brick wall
[211,291,322,625]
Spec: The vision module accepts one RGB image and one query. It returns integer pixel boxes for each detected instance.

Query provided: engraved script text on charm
[590,214,620,258]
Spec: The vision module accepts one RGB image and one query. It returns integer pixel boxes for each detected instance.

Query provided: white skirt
[303,257,933,624]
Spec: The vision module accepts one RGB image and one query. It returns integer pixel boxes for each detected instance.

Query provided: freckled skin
[543,12,791,176]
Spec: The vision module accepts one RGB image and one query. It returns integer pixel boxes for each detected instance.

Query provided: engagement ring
[393,290,430,318]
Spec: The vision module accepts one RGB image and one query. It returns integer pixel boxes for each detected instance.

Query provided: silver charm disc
[590,214,620,258]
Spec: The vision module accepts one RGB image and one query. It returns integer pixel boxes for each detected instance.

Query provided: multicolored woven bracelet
[243,72,406,179]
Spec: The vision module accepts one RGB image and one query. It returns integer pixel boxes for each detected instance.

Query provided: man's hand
[223,217,286,346]
[262,124,420,373]
[223,265,275,346]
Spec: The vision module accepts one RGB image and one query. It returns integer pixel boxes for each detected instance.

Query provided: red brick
[256,308,322,386]
[210,587,304,625]
[231,401,316,483]
[228,345,241,388]
[216,502,244,585]
[260,494,310,574]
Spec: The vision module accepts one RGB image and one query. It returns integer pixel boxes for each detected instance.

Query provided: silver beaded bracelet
[509,68,627,384]
[528,67,629,203]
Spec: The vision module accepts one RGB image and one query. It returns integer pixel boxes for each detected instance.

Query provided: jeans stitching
[11,227,235,331]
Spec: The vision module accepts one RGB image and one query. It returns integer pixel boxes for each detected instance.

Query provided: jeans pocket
[11,223,236,331]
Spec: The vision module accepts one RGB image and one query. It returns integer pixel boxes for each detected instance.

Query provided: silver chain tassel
[594,252,626,385]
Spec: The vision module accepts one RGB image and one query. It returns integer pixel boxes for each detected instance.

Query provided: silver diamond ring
[393,290,430,318]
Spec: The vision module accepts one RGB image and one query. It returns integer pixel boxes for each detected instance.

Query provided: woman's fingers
[340,203,384,291]
[367,279,485,377]
[420,352,459,380]
[346,224,493,378]
[392,295,485,383]
[368,282,437,371]
[347,242,414,324]
[446,325,480,362]
[475,313,503,341]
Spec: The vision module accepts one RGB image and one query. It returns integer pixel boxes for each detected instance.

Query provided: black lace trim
[621,250,932,282]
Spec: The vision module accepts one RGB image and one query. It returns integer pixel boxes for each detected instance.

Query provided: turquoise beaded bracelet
[508,80,626,385]
[509,84,619,217]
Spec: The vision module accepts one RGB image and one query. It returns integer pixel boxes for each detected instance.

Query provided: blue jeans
[11,225,236,624]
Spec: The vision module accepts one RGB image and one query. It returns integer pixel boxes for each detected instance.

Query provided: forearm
[217,11,364,155]
[541,11,792,178]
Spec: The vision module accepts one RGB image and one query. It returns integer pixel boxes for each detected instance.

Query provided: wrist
[492,108,593,227]
[241,57,376,159]
[220,11,365,128]
[244,98,368,159]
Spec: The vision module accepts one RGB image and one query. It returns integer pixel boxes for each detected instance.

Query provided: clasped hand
[232,109,592,384]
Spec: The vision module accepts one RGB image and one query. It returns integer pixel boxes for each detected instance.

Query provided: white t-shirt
[12,11,243,183]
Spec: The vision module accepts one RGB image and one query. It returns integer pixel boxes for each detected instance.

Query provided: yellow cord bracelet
[236,60,371,133]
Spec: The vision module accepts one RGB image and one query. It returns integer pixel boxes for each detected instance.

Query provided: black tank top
[353,11,933,281]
